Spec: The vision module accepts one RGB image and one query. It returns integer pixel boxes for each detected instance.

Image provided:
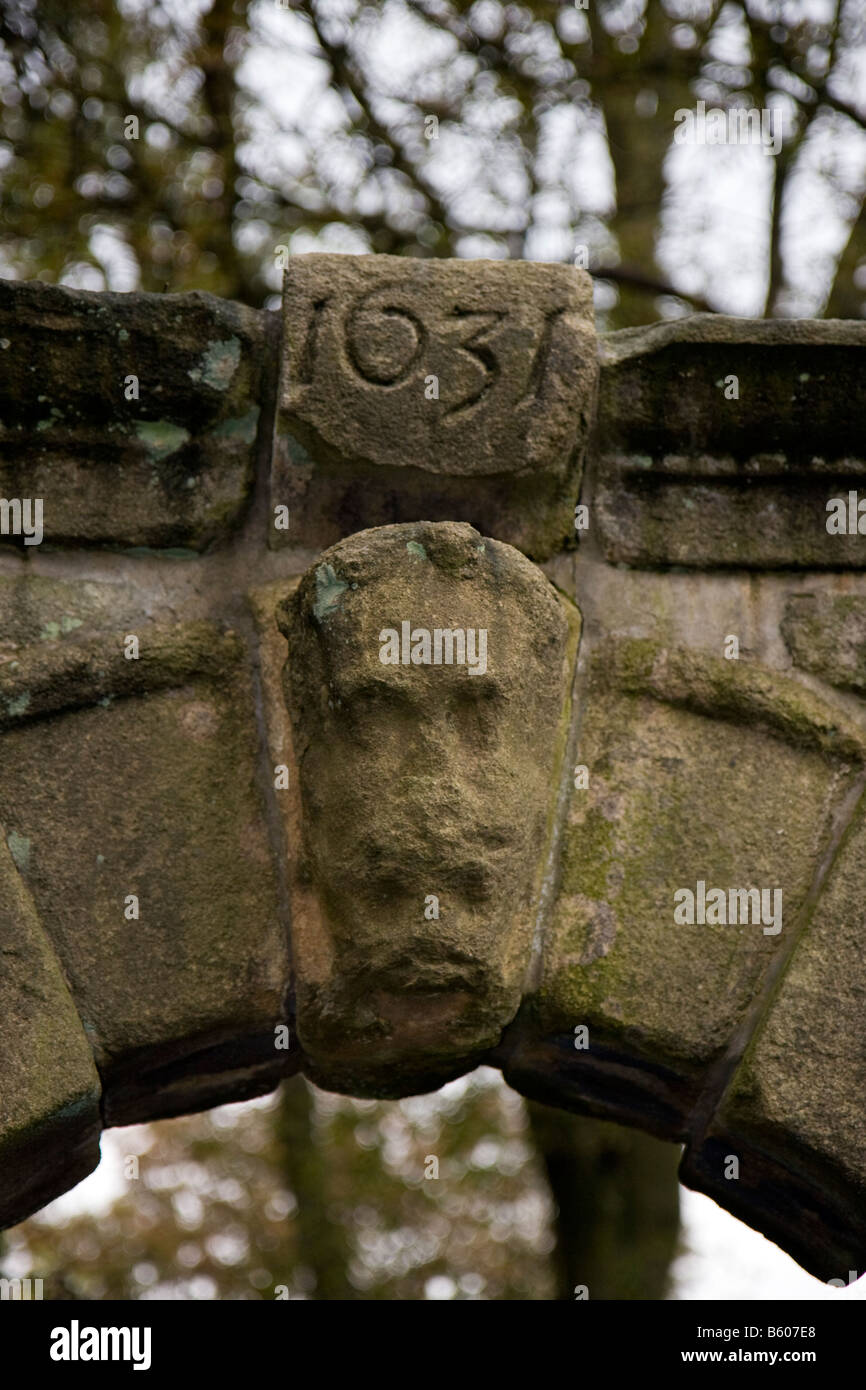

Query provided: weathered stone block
[501,639,865,1138]
[0,279,271,550]
[274,255,597,559]
[682,784,866,1281]
[592,316,866,568]
[0,572,147,652]
[4,267,866,1282]
[782,592,866,694]
[0,613,291,1125]
[0,832,101,1228]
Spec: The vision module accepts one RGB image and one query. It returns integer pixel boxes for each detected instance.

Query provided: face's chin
[296,943,518,1097]
[294,815,543,1094]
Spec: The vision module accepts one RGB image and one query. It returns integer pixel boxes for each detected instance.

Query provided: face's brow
[329,667,415,705]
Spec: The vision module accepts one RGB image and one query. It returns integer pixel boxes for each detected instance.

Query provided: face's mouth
[346,851,508,906]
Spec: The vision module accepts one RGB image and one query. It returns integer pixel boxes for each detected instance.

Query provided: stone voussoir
[591,315,866,569]
[0,278,270,551]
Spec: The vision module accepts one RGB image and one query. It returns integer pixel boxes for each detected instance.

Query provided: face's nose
[407,703,454,760]
[407,695,502,765]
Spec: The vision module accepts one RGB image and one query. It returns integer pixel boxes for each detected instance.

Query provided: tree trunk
[527,1101,681,1300]
[826,196,866,318]
[273,1075,357,1300]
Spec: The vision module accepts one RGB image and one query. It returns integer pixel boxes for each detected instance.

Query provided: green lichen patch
[7,828,31,873]
[313,563,348,621]
[211,406,259,442]
[188,336,241,391]
[134,419,190,460]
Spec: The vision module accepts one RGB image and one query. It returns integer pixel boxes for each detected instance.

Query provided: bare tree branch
[591,263,718,315]
[300,0,455,239]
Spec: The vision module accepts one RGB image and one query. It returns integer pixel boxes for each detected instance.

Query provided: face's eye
[453,676,503,706]
[337,679,416,722]
[451,681,505,742]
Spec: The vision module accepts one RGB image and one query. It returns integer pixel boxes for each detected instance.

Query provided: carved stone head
[277,521,579,1095]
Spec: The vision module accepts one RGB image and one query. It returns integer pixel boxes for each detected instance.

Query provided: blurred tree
[274,1072,355,1300]
[4,1072,563,1300]
[2,1075,681,1300]
[527,1101,680,1299]
[0,0,864,319]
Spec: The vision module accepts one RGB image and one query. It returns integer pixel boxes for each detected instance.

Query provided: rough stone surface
[274,255,597,559]
[3,266,866,1284]
[501,639,862,1140]
[0,278,271,550]
[782,593,866,694]
[592,315,866,568]
[0,600,291,1126]
[0,831,101,1228]
[682,785,866,1281]
[277,521,579,1095]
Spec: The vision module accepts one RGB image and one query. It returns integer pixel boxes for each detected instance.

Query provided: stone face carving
[2,267,866,1284]
[277,521,579,1095]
